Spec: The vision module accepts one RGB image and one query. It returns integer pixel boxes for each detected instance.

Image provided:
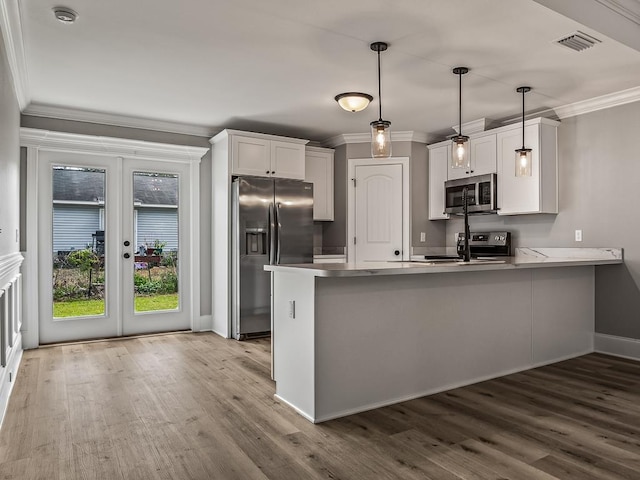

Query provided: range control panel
[456,231,511,256]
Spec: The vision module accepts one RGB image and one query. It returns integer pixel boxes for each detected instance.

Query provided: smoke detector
[53,7,78,24]
[555,31,601,52]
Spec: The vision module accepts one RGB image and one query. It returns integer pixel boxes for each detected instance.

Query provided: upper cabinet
[448,133,497,180]
[427,142,450,220]
[305,146,334,221]
[229,131,307,179]
[497,118,559,215]
[427,117,559,218]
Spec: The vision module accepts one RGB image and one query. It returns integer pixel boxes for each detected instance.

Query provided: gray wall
[322,140,445,250]
[21,115,213,316]
[443,101,640,339]
[0,33,21,258]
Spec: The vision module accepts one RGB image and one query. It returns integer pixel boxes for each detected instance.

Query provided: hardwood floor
[1,333,639,480]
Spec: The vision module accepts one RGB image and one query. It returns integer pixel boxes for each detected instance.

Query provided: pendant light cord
[377,49,382,121]
[458,71,462,136]
[521,89,525,149]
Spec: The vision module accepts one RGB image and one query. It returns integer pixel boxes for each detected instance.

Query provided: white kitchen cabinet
[448,133,497,180]
[230,132,306,179]
[305,146,334,221]
[231,135,271,176]
[427,142,450,220]
[497,118,559,215]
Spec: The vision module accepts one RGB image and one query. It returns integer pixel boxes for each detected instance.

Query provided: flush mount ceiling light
[451,67,470,170]
[515,86,532,177]
[53,7,78,24]
[335,92,373,113]
[370,41,391,158]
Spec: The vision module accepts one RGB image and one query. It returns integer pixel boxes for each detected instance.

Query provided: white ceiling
[12,0,640,142]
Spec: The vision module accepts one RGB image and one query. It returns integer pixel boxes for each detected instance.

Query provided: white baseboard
[595,333,640,361]
[196,315,212,332]
[0,335,23,430]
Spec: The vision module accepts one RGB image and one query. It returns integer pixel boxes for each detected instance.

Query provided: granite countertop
[265,248,623,277]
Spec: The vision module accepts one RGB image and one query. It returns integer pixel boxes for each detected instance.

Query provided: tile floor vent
[555,31,602,52]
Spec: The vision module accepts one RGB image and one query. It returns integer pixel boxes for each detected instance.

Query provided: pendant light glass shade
[335,92,373,112]
[371,119,392,157]
[370,42,391,158]
[515,86,532,177]
[451,135,469,169]
[451,67,470,170]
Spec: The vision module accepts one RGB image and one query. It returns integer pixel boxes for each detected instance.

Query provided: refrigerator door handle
[276,202,282,265]
[268,202,276,265]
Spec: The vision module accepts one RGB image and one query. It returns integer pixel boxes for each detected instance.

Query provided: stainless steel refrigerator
[231,176,314,340]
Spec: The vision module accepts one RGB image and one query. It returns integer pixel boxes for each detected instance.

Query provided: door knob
[394,250,400,256]
[124,240,130,246]
[123,252,131,259]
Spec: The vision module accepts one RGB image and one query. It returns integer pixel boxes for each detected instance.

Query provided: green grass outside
[53,293,179,318]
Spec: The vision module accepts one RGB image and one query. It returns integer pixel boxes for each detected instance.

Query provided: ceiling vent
[555,31,602,52]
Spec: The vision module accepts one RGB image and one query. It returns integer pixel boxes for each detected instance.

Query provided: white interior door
[354,163,404,262]
[38,151,191,344]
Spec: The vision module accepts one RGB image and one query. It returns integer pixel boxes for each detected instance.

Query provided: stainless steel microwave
[444,173,497,214]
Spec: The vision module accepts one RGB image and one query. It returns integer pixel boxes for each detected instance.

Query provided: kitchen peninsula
[266,248,622,423]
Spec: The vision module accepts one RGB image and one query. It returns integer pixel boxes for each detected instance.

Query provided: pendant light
[515,86,532,177]
[451,67,470,170]
[335,92,373,112]
[370,42,391,158]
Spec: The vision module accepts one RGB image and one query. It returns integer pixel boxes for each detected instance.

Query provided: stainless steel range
[456,231,511,258]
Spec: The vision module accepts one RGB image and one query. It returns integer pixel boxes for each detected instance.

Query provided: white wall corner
[197,315,212,332]
[594,333,640,361]
[0,0,30,110]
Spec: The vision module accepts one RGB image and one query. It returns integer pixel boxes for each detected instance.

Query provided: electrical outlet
[575,229,583,242]
[420,232,426,242]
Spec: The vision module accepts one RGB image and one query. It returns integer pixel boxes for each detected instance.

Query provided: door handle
[394,250,400,256]
[268,202,276,265]
[123,240,130,247]
[123,252,131,259]
[276,203,282,265]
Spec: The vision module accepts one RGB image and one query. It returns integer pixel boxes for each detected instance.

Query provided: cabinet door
[231,135,271,176]
[271,141,305,179]
[497,125,541,214]
[428,144,450,220]
[470,134,496,176]
[305,149,334,221]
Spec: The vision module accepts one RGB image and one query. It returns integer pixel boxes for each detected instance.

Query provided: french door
[38,150,192,344]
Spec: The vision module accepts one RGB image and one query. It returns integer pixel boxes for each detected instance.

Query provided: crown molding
[20,127,209,163]
[23,103,217,138]
[594,0,640,25]
[553,86,640,119]
[322,131,429,148]
[0,0,30,110]
[452,118,492,135]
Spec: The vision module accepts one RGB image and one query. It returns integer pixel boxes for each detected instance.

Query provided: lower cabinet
[497,118,559,215]
[304,146,334,221]
[427,142,450,220]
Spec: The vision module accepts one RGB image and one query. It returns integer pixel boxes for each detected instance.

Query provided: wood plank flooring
[1,332,639,479]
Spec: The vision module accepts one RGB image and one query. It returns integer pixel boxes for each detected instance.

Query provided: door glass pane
[133,172,179,313]
[52,166,106,318]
